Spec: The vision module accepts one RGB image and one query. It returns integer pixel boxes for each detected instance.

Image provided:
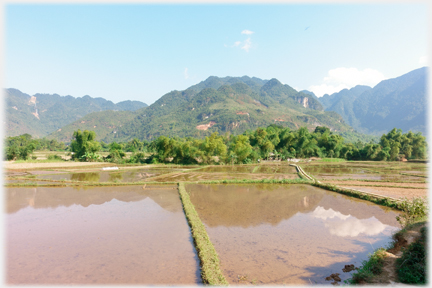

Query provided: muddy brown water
[304,166,374,174]
[6,185,201,284]
[151,172,299,182]
[196,165,297,174]
[187,183,400,285]
[32,168,180,182]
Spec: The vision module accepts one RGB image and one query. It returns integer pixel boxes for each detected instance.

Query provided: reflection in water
[6,185,200,284]
[71,172,100,182]
[311,206,350,220]
[188,184,400,285]
[325,216,386,237]
[311,207,386,237]
[35,168,177,182]
[304,166,371,174]
[108,172,123,182]
[6,185,180,214]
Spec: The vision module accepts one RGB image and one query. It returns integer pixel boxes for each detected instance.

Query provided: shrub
[396,226,427,284]
[349,248,387,283]
[396,197,428,227]
[47,154,63,160]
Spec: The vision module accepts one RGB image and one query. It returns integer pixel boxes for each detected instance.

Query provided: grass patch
[319,158,347,162]
[399,172,428,178]
[311,182,400,209]
[194,178,310,185]
[396,226,427,284]
[348,248,387,284]
[177,182,228,285]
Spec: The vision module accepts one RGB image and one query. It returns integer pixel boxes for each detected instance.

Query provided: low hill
[47,110,142,143]
[5,89,148,138]
[101,76,355,142]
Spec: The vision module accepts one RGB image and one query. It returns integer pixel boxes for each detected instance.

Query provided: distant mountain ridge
[311,67,428,135]
[8,68,425,143]
[5,89,148,138]
[68,75,354,142]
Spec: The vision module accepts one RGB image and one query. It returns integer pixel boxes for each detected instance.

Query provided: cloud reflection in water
[311,206,387,237]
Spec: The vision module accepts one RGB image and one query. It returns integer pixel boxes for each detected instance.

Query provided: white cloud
[225,30,254,52]
[241,38,252,52]
[308,67,386,97]
[241,29,254,35]
[419,56,428,66]
[184,68,189,79]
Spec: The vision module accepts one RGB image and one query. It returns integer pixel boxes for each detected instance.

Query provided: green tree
[70,130,101,161]
[200,132,227,164]
[229,135,253,164]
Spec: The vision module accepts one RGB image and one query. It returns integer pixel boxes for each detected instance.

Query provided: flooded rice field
[151,172,299,182]
[303,162,428,182]
[4,160,427,285]
[196,165,297,174]
[6,185,201,285]
[303,166,374,175]
[21,168,183,183]
[187,183,400,285]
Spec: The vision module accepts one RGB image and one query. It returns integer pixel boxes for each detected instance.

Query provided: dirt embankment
[366,222,426,285]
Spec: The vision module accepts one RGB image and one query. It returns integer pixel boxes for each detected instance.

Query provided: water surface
[187,183,399,285]
[33,168,180,182]
[6,185,200,284]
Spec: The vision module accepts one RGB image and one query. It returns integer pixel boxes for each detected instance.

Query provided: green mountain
[314,67,428,135]
[47,110,141,143]
[352,67,427,135]
[97,76,354,142]
[317,85,372,129]
[5,89,147,138]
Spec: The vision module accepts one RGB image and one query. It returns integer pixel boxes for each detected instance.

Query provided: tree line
[4,125,427,163]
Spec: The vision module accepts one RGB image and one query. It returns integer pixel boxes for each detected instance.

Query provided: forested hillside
[5,88,148,138]
[106,76,355,142]
[314,67,428,135]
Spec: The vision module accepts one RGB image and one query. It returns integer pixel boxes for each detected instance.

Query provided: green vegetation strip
[187,178,310,185]
[312,182,401,209]
[296,164,406,208]
[177,182,228,285]
[398,173,428,178]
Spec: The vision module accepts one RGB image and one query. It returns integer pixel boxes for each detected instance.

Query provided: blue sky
[5,3,429,105]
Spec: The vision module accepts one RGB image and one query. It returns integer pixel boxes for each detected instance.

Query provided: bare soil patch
[322,180,427,189]
[338,186,427,200]
[369,223,426,285]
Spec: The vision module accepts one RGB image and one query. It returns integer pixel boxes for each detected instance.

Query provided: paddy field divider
[291,164,404,209]
[177,182,228,286]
